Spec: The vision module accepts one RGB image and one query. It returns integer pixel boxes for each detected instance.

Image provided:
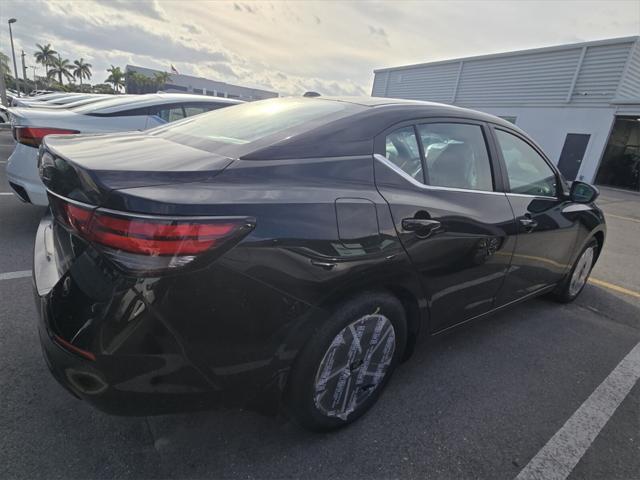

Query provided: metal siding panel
[383,63,459,102]
[617,41,640,100]
[455,49,581,107]
[372,38,639,108]
[371,72,384,96]
[571,43,634,104]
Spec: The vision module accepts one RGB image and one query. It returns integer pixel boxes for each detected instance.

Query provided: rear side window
[385,127,423,181]
[417,123,493,191]
[495,129,557,197]
[153,105,185,123]
[184,104,213,117]
[154,98,350,145]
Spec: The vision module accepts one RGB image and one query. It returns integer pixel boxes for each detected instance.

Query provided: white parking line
[515,341,640,480]
[0,270,32,281]
[0,192,14,195]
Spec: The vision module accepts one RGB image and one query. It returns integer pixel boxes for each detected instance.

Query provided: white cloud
[0,0,638,95]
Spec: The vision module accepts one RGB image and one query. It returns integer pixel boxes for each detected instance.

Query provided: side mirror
[570,181,599,203]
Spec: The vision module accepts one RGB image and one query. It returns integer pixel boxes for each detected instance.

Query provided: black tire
[286,291,407,432]
[550,238,599,303]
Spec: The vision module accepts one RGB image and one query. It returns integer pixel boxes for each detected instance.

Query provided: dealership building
[125,65,278,101]
[372,36,640,192]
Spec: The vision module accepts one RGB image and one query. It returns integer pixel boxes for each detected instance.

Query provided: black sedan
[34,97,605,431]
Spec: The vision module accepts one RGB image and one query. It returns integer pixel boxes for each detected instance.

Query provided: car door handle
[402,218,441,234]
[519,217,538,231]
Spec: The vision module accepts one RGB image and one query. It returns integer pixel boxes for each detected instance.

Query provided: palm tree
[152,71,171,91]
[0,52,10,75]
[125,71,148,94]
[106,65,125,93]
[72,58,92,86]
[34,43,57,78]
[48,56,74,85]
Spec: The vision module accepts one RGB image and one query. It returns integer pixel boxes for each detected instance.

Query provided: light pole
[21,50,28,93]
[8,18,21,97]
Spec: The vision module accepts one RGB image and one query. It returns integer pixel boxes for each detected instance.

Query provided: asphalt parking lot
[0,127,638,480]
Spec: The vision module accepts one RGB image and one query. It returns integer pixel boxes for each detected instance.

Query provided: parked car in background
[28,90,55,96]
[11,92,80,107]
[33,96,606,431]
[12,93,108,108]
[7,93,242,205]
[23,95,131,111]
[0,105,9,123]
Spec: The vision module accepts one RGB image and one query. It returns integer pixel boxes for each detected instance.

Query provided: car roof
[316,96,516,127]
[240,96,528,160]
[73,93,243,114]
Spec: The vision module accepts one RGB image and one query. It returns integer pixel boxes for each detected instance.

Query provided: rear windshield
[151,97,351,145]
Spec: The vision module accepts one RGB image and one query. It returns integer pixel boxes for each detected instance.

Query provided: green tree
[72,58,92,87]
[92,83,115,94]
[152,71,170,90]
[106,65,125,93]
[48,56,74,84]
[125,70,147,94]
[34,43,57,78]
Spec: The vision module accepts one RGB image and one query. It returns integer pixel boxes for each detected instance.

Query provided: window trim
[374,117,504,193]
[489,124,567,199]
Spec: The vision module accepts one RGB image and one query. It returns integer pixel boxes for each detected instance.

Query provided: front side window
[495,129,557,197]
[418,123,493,191]
[384,126,423,181]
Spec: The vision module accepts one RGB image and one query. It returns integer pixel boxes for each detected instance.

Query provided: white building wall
[482,106,616,183]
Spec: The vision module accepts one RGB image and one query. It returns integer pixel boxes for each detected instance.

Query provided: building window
[164,84,188,92]
[193,88,203,94]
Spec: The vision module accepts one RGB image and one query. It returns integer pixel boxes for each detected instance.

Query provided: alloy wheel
[569,246,595,297]
[313,313,396,420]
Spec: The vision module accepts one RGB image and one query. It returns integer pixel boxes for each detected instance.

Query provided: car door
[490,126,581,305]
[374,119,517,333]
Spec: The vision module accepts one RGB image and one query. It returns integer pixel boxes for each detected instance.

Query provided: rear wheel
[286,292,407,431]
[551,239,598,303]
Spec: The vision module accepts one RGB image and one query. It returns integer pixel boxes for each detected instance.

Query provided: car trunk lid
[41,131,234,207]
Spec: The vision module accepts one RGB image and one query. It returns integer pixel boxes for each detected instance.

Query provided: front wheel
[551,239,598,303]
[286,292,407,431]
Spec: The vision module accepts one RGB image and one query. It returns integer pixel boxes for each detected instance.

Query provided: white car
[7,93,242,205]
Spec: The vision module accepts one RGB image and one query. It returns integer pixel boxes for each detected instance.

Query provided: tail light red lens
[14,126,79,147]
[55,199,254,274]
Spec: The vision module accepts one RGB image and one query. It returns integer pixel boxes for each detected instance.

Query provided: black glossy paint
[34,97,606,416]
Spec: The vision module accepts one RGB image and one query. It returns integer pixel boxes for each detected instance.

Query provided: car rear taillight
[53,198,255,275]
[14,126,79,147]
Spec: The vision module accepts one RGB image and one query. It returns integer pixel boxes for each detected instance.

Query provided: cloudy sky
[1,0,638,95]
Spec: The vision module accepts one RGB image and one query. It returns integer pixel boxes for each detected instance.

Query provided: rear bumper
[34,213,315,416]
[7,143,48,206]
[36,301,232,415]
